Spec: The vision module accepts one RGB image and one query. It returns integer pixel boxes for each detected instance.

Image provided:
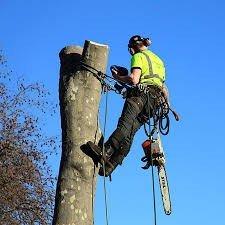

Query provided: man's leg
[99,96,145,176]
[106,95,144,150]
[99,117,143,176]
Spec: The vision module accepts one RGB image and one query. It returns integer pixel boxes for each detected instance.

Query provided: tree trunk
[52,41,109,225]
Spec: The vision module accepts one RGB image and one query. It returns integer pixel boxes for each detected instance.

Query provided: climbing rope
[91,88,110,225]
[91,100,102,225]
[102,90,110,225]
[79,61,130,95]
[91,165,96,225]
[147,93,158,225]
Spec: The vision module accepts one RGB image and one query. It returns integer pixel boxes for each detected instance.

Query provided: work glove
[110,65,128,77]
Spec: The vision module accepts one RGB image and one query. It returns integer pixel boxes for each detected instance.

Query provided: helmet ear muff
[143,38,151,47]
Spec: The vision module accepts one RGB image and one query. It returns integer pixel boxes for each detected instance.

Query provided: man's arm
[112,68,141,85]
[130,68,141,85]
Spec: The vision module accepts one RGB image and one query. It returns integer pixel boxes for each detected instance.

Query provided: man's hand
[111,68,117,74]
[113,71,132,84]
[110,65,141,85]
[110,65,128,82]
[110,65,128,77]
[111,68,119,79]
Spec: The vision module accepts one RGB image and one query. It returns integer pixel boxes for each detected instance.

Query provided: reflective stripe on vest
[140,51,164,85]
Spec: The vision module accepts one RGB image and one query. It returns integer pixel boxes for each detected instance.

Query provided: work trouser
[105,89,156,165]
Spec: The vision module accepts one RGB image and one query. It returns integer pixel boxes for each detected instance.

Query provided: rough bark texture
[52,41,109,225]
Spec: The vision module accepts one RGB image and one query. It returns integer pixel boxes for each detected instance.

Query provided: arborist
[87,35,168,177]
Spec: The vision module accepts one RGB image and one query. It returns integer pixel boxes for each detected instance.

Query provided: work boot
[84,141,115,164]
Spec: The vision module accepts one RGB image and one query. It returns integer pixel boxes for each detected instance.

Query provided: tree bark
[52,41,109,225]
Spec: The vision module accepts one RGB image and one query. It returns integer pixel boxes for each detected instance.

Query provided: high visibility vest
[131,50,166,87]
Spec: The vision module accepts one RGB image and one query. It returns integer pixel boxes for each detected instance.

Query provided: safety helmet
[128,35,151,55]
[128,35,151,48]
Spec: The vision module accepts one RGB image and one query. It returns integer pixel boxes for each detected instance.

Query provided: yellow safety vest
[131,50,166,87]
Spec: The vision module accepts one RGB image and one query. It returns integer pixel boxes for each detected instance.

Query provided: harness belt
[137,83,164,95]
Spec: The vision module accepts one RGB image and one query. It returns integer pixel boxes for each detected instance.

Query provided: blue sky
[1,1,225,225]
